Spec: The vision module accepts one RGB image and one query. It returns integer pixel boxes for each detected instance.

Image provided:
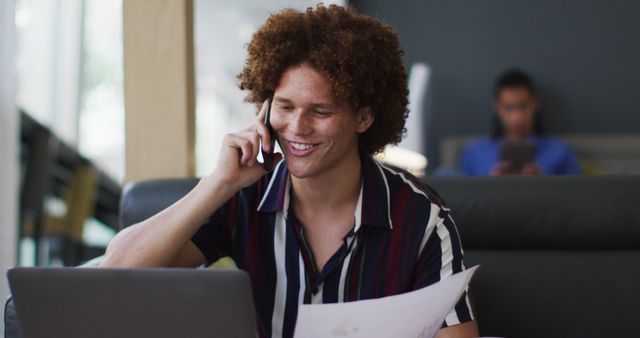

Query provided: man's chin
[285,159,320,179]
[287,166,316,179]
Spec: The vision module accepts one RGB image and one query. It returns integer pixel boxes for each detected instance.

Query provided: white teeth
[290,142,315,151]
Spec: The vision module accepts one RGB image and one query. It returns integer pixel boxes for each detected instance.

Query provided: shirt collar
[256,159,289,213]
[359,153,393,230]
[256,153,393,230]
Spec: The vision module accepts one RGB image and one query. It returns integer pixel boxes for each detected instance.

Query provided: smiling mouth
[290,142,316,150]
[287,140,320,156]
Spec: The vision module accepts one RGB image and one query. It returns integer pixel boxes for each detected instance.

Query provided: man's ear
[356,107,374,133]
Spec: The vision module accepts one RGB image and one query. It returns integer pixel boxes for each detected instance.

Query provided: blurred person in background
[460,69,582,176]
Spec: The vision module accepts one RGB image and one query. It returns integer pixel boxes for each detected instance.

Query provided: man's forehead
[275,64,335,95]
[273,63,357,111]
[273,95,337,109]
[497,87,535,101]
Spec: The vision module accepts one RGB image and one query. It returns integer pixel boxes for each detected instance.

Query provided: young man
[460,69,582,176]
[102,5,477,338]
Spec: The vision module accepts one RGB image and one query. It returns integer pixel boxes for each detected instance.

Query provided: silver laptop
[7,267,257,338]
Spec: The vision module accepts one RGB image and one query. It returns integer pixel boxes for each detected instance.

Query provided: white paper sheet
[293,265,478,338]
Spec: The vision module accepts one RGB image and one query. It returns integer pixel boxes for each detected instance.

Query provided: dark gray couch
[426,176,640,337]
[6,176,640,338]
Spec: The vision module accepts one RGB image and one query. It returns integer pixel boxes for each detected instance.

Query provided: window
[78,0,125,183]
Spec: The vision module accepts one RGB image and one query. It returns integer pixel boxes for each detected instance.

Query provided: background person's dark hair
[490,69,545,139]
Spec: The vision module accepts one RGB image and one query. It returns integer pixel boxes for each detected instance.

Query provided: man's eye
[314,111,332,116]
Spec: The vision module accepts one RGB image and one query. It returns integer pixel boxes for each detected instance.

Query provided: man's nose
[289,111,313,136]
[509,112,531,129]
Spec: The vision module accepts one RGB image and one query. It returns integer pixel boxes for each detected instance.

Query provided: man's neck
[290,150,362,216]
[506,132,529,143]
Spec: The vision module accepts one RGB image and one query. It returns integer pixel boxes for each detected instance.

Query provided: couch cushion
[466,249,640,338]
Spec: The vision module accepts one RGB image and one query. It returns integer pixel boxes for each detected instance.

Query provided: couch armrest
[4,295,23,338]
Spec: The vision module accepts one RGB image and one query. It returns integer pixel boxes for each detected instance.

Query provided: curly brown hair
[237,4,409,155]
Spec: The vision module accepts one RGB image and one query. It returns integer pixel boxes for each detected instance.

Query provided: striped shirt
[191,153,474,338]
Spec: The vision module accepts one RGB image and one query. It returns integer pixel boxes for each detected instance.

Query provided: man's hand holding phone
[259,96,278,171]
[206,98,282,195]
[492,140,541,176]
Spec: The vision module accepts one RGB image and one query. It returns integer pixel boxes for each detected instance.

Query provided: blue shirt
[460,136,582,176]
[191,153,474,338]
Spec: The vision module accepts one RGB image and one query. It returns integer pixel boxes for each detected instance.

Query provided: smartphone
[259,96,278,171]
[499,140,534,173]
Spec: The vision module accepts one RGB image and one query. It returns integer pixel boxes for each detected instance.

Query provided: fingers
[255,122,272,153]
[225,132,259,167]
[246,131,261,166]
[224,134,251,166]
[253,98,274,153]
[490,161,511,176]
[247,151,283,176]
[498,161,511,169]
[256,98,269,121]
[223,99,277,172]
[521,163,541,176]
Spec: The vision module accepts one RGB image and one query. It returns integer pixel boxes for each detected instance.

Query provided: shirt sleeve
[190,192,240,266]
[412,205,475,327]
[459,146,474,176]
[561,147,582,175]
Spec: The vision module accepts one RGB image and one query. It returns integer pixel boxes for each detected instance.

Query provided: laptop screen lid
[7,267,257,338]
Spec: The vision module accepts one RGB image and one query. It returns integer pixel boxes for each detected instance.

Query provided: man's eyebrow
[273,96,292,104]
[310,102,336,110]
[273,96,336,110]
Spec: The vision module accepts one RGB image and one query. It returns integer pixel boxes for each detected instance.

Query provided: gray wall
[352,0,640,169]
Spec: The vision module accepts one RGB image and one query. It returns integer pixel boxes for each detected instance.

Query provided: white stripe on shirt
[271,176,290,338]
[271,209,287,338]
